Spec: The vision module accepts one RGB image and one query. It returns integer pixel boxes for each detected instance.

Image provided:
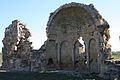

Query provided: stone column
[82,37,89,70]
[57,42,60,68]
[85,41,89,70]
[71,42,75,69]
[98,33,104,73]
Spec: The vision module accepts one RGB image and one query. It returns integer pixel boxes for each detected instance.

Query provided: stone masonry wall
[2,20,32,71]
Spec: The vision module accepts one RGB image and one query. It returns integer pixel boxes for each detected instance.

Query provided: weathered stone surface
[2,20,32,71]
[45,2,112,73]
[30,43,46,72]
[1,3,119,79]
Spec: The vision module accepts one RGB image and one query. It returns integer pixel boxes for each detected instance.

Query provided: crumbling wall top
[47,2,107,26]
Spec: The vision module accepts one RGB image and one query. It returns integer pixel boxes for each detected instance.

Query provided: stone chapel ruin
[2,2,120,78]
[45,2,113,73]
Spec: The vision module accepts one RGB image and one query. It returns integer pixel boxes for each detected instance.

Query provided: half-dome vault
[45,2,111,73]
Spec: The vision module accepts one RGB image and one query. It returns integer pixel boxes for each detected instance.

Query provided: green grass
[0,71,118,80]
[113,54,120,60]
[0,72,88,80]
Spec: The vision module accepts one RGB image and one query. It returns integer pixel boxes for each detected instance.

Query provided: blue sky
[0,0,120,52]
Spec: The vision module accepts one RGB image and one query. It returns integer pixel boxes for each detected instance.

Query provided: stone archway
[74,37,86,64]
[46,2,109,72]
[74,40,81,62]
[46,40,57,67]
[88,38,98,72]
[74,37,87,70]
[60,41,72,69]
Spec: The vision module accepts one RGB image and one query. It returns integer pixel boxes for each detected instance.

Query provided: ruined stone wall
[30,43,46,72]
[2,20,32,71]
[1,2,115,75]
[2,20,47,72]
[45,2,112,73]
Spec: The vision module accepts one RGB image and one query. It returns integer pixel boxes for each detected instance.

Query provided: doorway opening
[78,37,85,54]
